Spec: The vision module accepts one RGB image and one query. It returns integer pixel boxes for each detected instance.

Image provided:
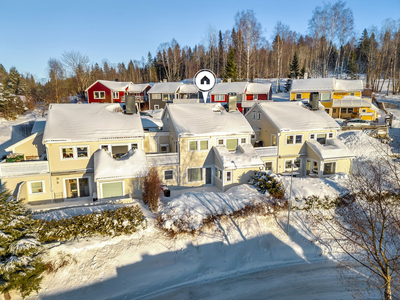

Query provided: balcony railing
[0,160,49,177]
[255,146,278,157]
[146,153,179,167]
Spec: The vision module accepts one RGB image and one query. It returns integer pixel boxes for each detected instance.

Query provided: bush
[142,168,163,212]
[35,205,145,243]
[249,171,286,199]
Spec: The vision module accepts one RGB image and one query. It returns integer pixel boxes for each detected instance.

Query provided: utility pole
[287,162,294,235]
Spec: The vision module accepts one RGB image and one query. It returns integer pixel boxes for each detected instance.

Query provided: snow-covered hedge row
[249,171,285,199]
[35,206,145,243]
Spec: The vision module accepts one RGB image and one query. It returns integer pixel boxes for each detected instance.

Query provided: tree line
[1,1,400,119]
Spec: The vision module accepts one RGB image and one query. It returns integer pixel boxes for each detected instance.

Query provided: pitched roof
[127,83,150,93]
[165,103,254,137]
[88,80,133,91]
[245,83,271,94]
[148,82,182,94]
[43,103,144,142]
[255,102,340,132]
[210,82,248,95]
[213,144,264,170]
[291,78,335,92]
[178,84,198,94]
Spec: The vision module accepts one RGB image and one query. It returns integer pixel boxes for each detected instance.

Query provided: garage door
[102,182,123,199]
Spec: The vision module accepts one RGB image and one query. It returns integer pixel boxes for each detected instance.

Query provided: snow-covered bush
[0,185,45,299]
[35,206,145,243]
[249,171,285,199]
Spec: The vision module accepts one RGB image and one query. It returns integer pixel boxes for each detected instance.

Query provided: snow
[177,84,198,94]
[30,118,46,134]
[335,79,363,92]
[94,149,149,181]
[291,78,335,92]
[92,80,133,92]
[307,138,355,160]
[210,82,248,94]
[166,103,254,137]
[126,83,150,93]
[256,102,340,132]
[43,103,144,142]
[9,238,40,253]
[140,116,163,129]
[146,153,179,167]
[213,144,264,169]
[246,82,272,94]
[148,82,182,94]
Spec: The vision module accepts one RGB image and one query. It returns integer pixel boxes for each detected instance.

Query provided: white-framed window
[257,112,262,120]
[226,171,232,182]
[187,167,203,182]
[349,92,355,96]
[154,105,159,109]
[113,91,119,99]
[296,93,302,100]
[94,91,105,99]
[361,109,367,113]
[60,146,89,160]
[152,93,161,99]
[240,138,246,144]
[217,139,224,146]
[164,170,174,181]
[309,133,315,140]
[323,162,337,176]
[131,143,138,150]
[328,132,333,138]
[320,93,331,102]
[215,95,225,101]
[286,134,302,145]
[188,140,209,151]
[215,167,223,180]
[265,161,273,171]
[29,181,45,194]
[252,112,256,119]
[284,158,302,170]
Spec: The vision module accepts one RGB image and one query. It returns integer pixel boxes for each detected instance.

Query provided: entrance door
[205,167,212,184]
[65,177,90,199]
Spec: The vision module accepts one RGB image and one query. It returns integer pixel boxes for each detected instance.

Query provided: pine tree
[0,65,7,84]
[288,52,300,79]
[346,51,359,80]
[0,185,45,300]
[223,48,238,81]
[6,68,20,95]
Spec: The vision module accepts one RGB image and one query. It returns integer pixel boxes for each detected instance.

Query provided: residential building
[245,101,355,178]
[147,83,199,110]
[290,78,378,121]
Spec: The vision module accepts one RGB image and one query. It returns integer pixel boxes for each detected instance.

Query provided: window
[164,170,174,180]
[349,92,355,96]
[189,141,197,151]
[312,161,319,174]
[153,93,161,99]
[218,139,224,145]
[285,160,292,169]
[253,94,258,100]
[77,147,88,158]
[101,145,109,152]
[333,108,337,113]
[215,168,223,180]
[188,168,203,182]
[226,139,238,151]
[162,94,169,101]
[348,108,353,113]
[240,138,246,144]
[265,162,273,171]
[112,145,129,159]
[323,162,336,175]
[295,135,302,144]
[131,143,138,150]
[325,109,330,114]
[251,134,255,140]
[154,105,159,109]
[215,95,225,101]
[188,140,208,151]
[271,134,277,146]
[62,147,74,159]
[361,109,367,113]
[320,93,331,102]
[113,91,119,99]
[29,181,44,194]
[328,133,333,138]
[294,157,302,168]
[285,158,301,170]
[200,140,208,150]
[296,93,302,100]
[310,133,315,140]
[94,91,105,99]
[317,134,326,144]
[66,177,90,198]
[286,135,294,145]
[286,135,302,145]
[252,112,256,119]
[226,171,232,182]
[257,112,261,120]
[341,108,347,113]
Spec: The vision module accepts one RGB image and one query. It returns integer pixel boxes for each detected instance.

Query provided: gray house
[148,82,199,110]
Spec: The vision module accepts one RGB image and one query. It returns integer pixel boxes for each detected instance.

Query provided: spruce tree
[346,51,359,80]
[223,48,238,81]
[0,185,45,300]
[6,68,20,95]
[289,52,300,79]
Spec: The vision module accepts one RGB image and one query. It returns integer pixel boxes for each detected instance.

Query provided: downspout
[45,143,54,201]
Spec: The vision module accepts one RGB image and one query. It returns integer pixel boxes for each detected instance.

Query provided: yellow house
[245,102,355,178]
[290,78,378,121]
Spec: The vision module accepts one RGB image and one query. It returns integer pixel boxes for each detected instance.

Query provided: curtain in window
[226,139,238,151]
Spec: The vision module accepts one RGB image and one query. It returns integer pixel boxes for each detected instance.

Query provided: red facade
[87,82,114,103]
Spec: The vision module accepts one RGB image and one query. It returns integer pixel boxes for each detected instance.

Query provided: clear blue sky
[1,0,399,81]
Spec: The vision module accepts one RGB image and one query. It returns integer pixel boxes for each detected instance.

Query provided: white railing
[146,153,179,167]
[255,146,278,157]
[0,161,49,177]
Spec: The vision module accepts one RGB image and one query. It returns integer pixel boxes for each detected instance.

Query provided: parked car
[343,118,374,127]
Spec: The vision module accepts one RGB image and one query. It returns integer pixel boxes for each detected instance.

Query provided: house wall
[333,91,361,99]
[149,94,172,110]
[144,132,170,153]
[260,157,278,173]
[223,167,258,191]
[87,82,113,103]
[46,139,144,172]
[152,165,179,187]
[50,171,94,200]
[10,132,46,158]
[245,106,279,147]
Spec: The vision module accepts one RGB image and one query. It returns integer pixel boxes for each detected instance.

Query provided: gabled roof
[5,130,43,152]
[253,102,340,132]
[291,78,335,92]
[246,83,272,94]
[213,144,264,170]
[127,83,150,93]
[306,139,355,160]
[85,80,134,92]
[43,103,144,143]
[148,82,183,94]
[335,79,363,92]
[210,82,248,95]
[164,103,254,137]
[94,149,149,181]
[177,84,198,94]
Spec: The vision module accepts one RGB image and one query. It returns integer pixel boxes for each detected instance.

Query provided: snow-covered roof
[141,116,163,129]
[43,103,144,142]
[148,82,182,94]
[291,78,335,92]
[214,144,264,170]
[146,153,179,167]
[306,139,355,160]
[333,97,377,110]
[127,83,150,93]
[178,84,198,94]
[335,79,363,92]
[246,83,271,94]
[255,102,340,132]
[94,149,149,181]
[210,82,248,95]
[86,80,133,92]
[31,118,46,134]
[165,103,254,137]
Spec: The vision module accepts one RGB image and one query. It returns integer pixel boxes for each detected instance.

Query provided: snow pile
[214,144,264,169]
[158,185,265,232]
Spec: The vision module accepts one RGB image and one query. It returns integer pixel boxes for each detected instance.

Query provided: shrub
[142,168,163,212]
[249,171,286,199]
[35,205,145,243]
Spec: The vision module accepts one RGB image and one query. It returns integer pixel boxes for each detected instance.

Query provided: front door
[205,167,212,184]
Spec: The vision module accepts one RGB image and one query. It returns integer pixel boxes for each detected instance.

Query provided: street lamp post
[287,162,294,236]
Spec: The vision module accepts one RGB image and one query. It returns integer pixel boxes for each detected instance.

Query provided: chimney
[227,78,232,83]
[309,92,319,110]
[227,93,237,112]
[304,72,308,80]
[163,79,167,83]
[125,95,137,114]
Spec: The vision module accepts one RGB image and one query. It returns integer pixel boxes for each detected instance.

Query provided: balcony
[0,160,49,177]
[146,153,179,167]
[255,146,278,157]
